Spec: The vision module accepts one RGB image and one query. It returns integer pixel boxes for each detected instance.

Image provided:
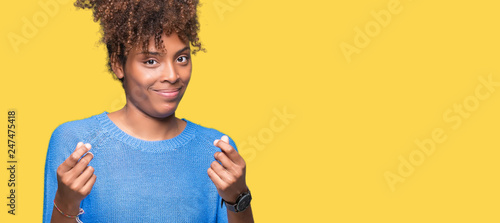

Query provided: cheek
[126,80,149,104]
[141,68,156,80]
[181,66,192,84]
[127,71,157,102]
[183,74,192,85]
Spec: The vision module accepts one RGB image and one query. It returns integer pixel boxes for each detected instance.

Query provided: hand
[54,142,96,215]
[208,135,248,203]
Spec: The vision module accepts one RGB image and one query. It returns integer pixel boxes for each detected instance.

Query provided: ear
[110,53,125,80]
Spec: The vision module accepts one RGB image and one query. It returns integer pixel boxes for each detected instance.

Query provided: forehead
[131,32,189,54]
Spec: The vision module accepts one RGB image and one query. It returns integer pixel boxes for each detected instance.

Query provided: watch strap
[223,199,238,212]
[221,189,251,213]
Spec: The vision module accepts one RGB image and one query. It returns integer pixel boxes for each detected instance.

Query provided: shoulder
[184,118,238,151]
[50,112,103,139]
[46,112,105,162]
[48,112,105,154]
[187,119,226,138]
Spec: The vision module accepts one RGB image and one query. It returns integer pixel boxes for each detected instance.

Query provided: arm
[208,135,254,223]
[47,142,96,223]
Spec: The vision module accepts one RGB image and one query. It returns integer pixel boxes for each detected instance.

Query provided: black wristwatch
[221,189,252,213]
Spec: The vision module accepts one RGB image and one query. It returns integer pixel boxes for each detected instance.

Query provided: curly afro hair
[74,0,205,83]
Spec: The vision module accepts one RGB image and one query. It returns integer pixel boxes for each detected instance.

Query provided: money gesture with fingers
[54,142,96,216]
[208,135,249,204]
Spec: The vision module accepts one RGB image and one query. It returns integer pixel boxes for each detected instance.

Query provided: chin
[150,105,179,119]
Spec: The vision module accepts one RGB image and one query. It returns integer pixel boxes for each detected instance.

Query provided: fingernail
[213,139,219,146]
[221,135,229,143]
[77,142,83,147]
[84,143,92,149]
[87,151,94,157]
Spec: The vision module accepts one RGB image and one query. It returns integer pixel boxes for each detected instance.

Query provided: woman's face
[114,32,192,119]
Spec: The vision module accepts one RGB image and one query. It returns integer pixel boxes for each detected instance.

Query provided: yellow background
[1,0,500,222]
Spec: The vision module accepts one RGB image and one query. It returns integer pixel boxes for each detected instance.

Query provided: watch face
[236,194,252,212]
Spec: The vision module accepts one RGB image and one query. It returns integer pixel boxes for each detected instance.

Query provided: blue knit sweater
[43,111,235,222]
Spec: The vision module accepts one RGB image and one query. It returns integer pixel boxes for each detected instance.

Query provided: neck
[110,103,185,141]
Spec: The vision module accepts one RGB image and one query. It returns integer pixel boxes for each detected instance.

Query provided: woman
[43,0,254,222]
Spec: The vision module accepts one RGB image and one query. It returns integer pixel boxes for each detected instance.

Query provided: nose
[160,61,179,84]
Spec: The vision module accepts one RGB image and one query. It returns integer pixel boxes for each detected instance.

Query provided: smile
[152,87,181,98]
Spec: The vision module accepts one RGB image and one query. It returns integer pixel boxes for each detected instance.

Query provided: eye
[144,59,158,65]
[177,56,189,63]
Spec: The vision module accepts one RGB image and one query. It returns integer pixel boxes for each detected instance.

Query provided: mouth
[152,87,182,98]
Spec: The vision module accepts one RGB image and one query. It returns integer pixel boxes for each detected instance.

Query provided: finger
[210,160,235,184]
[221,135,230,144]
[214,152,239,176]
[207,167,228,190]
[60,142,90,172]
[71,165,95,191]
[80,174,97,197]
[68,151,94,178]
[214,139,245,166]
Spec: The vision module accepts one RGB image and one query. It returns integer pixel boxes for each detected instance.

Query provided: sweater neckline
[96,111,196,152]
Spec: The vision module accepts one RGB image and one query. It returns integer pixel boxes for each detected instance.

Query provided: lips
[152,87,181,98]
[153,87,181,93]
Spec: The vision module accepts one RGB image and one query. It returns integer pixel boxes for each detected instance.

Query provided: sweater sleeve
[42,123,81,223]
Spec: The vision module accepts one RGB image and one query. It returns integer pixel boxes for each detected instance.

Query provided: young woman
[43,0,254,222]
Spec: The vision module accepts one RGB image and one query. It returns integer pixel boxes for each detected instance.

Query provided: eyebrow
[138,46,190,57]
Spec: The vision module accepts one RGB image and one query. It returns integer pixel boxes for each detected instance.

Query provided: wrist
[225,186,249,204]
[222,188,252,213]
[54,191,81,216]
